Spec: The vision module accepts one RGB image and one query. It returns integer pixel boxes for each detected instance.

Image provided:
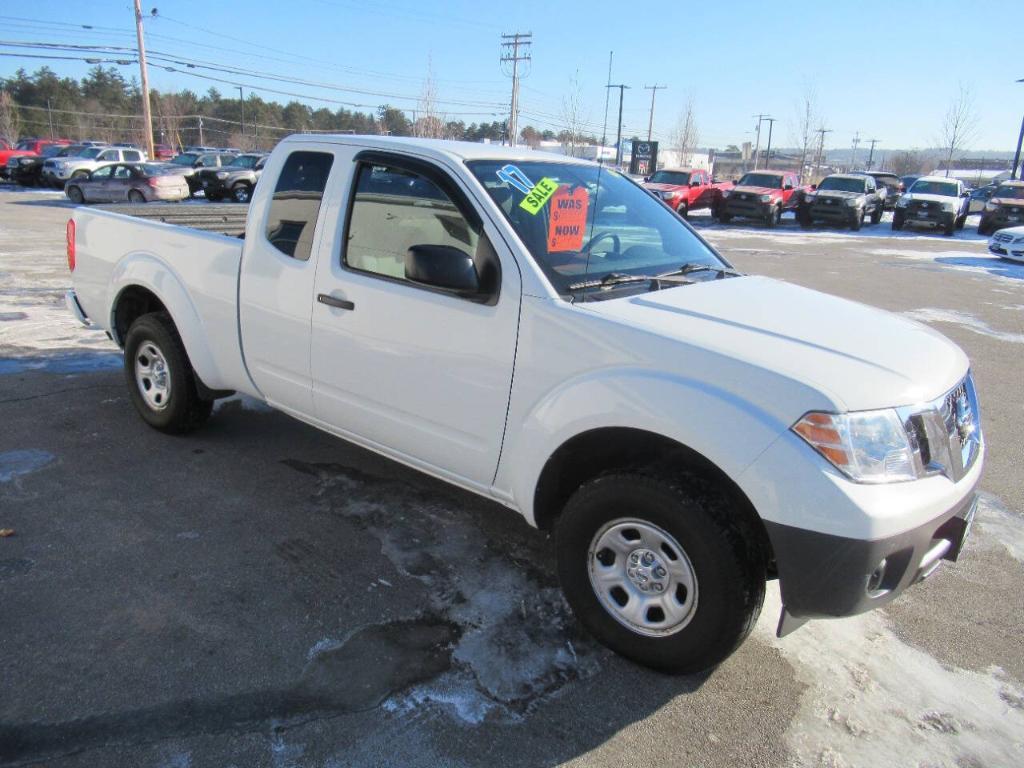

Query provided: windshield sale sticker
[496,164,534,195]
[547,185,589,252]
[519,177,559,215]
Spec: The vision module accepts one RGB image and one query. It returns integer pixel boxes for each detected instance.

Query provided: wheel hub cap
[134,342,171,411]
[588,518,699,637]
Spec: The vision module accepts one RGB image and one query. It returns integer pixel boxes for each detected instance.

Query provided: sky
[2,0,1022,157]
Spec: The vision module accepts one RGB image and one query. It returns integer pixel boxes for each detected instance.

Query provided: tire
[123,312,213,434]
[128,189,146,204]
[977,221,990,236]
[66,185,84,204]
[850,209,863,231]
[555,471,766,674]
[71,170,89,179]
[206,191,223,202]
[870,204,882,225]
[231,182,253,203]
[798,208,812,228]
[718,211,732,224]
[943,216,955,237]
[676,202,689,219]
[764,204,781,228]
[955,213,966,230]
[892,211,904,231]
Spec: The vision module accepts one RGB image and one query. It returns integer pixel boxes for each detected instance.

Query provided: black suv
[799,174,884,230]
[198,153,269,202]
[167,151,240,196]
[865,172,903,210]
[9,144,84,187]
[977,181,1024,235]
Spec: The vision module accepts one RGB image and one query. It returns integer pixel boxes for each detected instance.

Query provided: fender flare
[502,368,789,527]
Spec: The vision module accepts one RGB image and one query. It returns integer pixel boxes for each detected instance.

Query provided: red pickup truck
[0,138,73,179]
[644,168,733,218]
[719,170,810,227]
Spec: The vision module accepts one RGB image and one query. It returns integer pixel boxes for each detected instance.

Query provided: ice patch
[976,492,1024,564]
[903,307,1024,343]
[306,637,343,661]
[869,248,1024,283]
[757,582,1024,767]
[0,449,55,483]
[383,672,502,725]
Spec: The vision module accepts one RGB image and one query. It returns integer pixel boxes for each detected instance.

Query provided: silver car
[65,163,190,204]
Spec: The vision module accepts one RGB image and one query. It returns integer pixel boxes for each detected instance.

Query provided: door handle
[317,293,355,311]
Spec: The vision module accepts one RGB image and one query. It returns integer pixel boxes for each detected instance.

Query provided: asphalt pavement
[1,190,1021,767]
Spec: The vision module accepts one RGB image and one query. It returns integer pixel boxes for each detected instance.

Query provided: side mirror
[691,180,701,187]
[784,183,794,190]
[810,184,817,190]
[643,176,650,183]
[405,244,481,296]
[961,191,969,198]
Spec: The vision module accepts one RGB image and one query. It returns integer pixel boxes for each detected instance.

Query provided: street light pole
[237,86,245,145]
[607,84,630,167]
[131,0,155,159]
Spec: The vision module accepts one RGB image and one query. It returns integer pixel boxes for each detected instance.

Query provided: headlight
[985,202,997,212]
[793,409,917,483]
[722,190,732,198]
[759,194,771,203]
[659,191,675,200]
[1011,234,1024,244]
[57,162,68,171]
[216,171,229,179]
[941,202,955,212]
[896,196,909,208]
[846,197,862,207]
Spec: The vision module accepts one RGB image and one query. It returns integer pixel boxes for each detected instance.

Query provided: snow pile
[903,308,1024,344]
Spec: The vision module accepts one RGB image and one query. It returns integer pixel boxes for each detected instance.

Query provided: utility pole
[752,114,770,170]
[600,51,613,151]
[197,115,204,146]
[813,127,832,180]
[607,84,630,167]
[1013,79,1023,180]
[866,138,880,170]
[850,131,861,170]
[132,0,155,159]
[762,117,777,169]
[643,84,666,142]
[237,86,245,145]
[500,32,532,147]
[46,99,53,139]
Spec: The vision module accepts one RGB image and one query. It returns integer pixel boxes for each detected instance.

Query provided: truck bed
[95,202,249,237]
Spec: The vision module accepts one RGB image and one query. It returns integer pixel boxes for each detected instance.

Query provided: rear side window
[124,151,141,162]
[265,151,334,262]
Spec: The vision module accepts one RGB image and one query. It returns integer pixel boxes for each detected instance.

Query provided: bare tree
[938,84,978,177]
[789,84,818,183]
[560,69,589,158]
[413,56,444,139]
[0,91,21,146]
[669,96,699,167]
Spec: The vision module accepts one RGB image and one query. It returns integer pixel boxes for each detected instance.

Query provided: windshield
[993,185,1024,200]
[228,155,261,168]
[40,144,66,158]
[171,153,199,165]
[14,140,34,151]
[77,147,103,159]
[737,172,783,189]
[467,160,725,296]
[648,170,690,186]
[817,177,866,193]
[909,180,958,197]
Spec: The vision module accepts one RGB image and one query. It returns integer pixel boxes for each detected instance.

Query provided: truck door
[310,151,521,488]
[238,147,338,414]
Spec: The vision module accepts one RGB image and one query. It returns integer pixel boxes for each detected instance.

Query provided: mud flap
[777,607,809,638]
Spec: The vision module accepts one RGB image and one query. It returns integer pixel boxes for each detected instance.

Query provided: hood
[991,197,1024,208]
[582,275,967,412]
[810,189,861,201]
[904,192,957,205]
[731,185,779,196]
[645,182,686,194]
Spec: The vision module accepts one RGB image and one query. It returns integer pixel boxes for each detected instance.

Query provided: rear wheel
[128,189,146,204]
[555,471,766,674]
[66,185,84,204]
[123,312,212,434]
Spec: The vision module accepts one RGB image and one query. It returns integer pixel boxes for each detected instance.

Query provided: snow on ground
[903,308,1024,344]
[697,211,987,243]
[754,491,1024,767]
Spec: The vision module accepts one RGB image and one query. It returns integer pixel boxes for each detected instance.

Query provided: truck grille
[906,200,943,218]
[902,373,981,482]
[993,232,1015,243]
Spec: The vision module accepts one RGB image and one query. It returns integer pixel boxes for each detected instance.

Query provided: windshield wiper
[666,263,743,279]
[567,272,696,292]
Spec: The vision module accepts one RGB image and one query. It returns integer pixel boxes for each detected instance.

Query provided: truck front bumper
[766,487,977,629]
[723,196,771,219]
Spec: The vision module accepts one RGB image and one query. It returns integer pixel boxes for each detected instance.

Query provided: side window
[124,151,141,162]
[98,150,116,161]
[345,162,478,282]
[90,166,114,180]
[219,154,235,165]
[113,166,132,179]
[264,150,334,262]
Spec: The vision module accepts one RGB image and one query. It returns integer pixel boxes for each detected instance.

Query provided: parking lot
[1,188,1022,767]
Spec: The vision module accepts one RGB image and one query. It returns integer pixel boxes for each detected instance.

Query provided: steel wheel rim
[134,341,171,411]
[233,186,249,202]
[588,518,699,637]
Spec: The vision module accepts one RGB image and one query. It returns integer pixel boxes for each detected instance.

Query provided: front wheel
[124,312,212,434]
[676,202,689,219]
[943,215,955,236]
[764,205,781,228]
[555,472,766,674]
[850,209,863,231]
[66,185,84,204]
[870,204,883,225]
[231,182,253,203]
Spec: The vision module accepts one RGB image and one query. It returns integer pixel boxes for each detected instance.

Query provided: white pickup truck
[66,135,983,673]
